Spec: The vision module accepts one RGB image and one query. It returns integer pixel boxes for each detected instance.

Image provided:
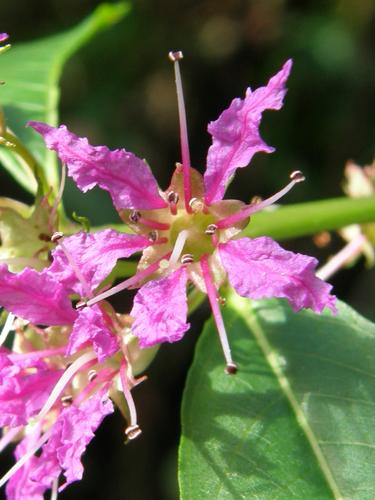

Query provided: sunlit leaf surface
[179,295,375,499]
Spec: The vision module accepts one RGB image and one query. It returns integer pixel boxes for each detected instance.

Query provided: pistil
[169,51,193,213]
[216,170,305,230]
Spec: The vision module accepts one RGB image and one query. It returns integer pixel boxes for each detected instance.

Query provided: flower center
[169,209,216,259]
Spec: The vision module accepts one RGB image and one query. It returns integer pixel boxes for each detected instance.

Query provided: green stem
[245,195,375,240]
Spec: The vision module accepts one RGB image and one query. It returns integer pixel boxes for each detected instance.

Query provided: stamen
[85,253,171,307]
[51,231,63,243]
[168,50,192,213]
[216,171,305,230]
[138,216,170,231]
[74,369,115,406]
[35,351,97,422]
[0,312,15,346]
[129,210,141,223]
[167,191,179,215]
[0,425,52,489]
[189,197,204,213]
[125,425,142,441]
[205,224,218,235]
[88,369,97,382]
[61,395,73,407]
[317,233,367,281]
[200,255,237,373]
[169,229,189,267]
[120,361,142,440]
[181,253,194,265]
[148,230,159,242]
[167,191,179,204]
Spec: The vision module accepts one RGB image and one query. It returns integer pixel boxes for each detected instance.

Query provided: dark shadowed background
[1,1,375,498]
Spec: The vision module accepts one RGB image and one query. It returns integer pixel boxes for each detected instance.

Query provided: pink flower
[29,53,336,374]
[0,230,157,497]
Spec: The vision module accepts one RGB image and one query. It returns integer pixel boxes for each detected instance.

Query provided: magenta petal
[0,265,77,325]
[67,306,118,362]
[0,33,9,43]
[28,122,167,210]
[48,229,151,296]
[6,429,46,500]
[204,60,292,204]
[30,390,113,490]
[219,237,336,313]
[0,350,62,427]
[130,268,190,347]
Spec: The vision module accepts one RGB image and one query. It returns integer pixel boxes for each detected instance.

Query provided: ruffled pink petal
[0,33,9,43]
[67,306,118,362]
[219,237,336,313]
[0,350,62,427]
[48,229,151,296]
[0,265,77,325]
[28,122,167,211]
[130,268,190,347]
[30,390,113,490]
[6,428,46,500]
[204,60,292,204]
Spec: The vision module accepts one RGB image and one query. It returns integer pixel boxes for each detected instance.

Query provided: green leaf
[0,2,129,193]
[179,295,375,499]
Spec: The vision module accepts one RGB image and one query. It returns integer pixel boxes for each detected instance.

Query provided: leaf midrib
[231,294,343,500]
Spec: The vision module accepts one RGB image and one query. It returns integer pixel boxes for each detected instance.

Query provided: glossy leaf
[0,2,129,193]
[179,294,375,499]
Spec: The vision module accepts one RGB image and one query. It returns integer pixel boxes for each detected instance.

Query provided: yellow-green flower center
[169,209,216,259]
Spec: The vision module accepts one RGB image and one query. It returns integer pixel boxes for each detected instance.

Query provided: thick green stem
[245,195,375,240]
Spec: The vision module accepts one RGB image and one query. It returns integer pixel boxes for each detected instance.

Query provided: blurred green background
[1,1,375,499]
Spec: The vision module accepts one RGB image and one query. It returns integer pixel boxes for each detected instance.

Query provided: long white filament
[35,351,97,422]
[168,230,189,267]
[0,426,52,489]
[0,312,15,346]
[169,51,192,212]
[51,478,59,500]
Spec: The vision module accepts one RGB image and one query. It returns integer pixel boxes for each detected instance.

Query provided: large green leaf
[0,2,129,193]
[179,295,375,499]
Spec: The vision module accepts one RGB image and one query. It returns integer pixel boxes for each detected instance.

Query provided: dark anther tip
[225,363,238,375]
